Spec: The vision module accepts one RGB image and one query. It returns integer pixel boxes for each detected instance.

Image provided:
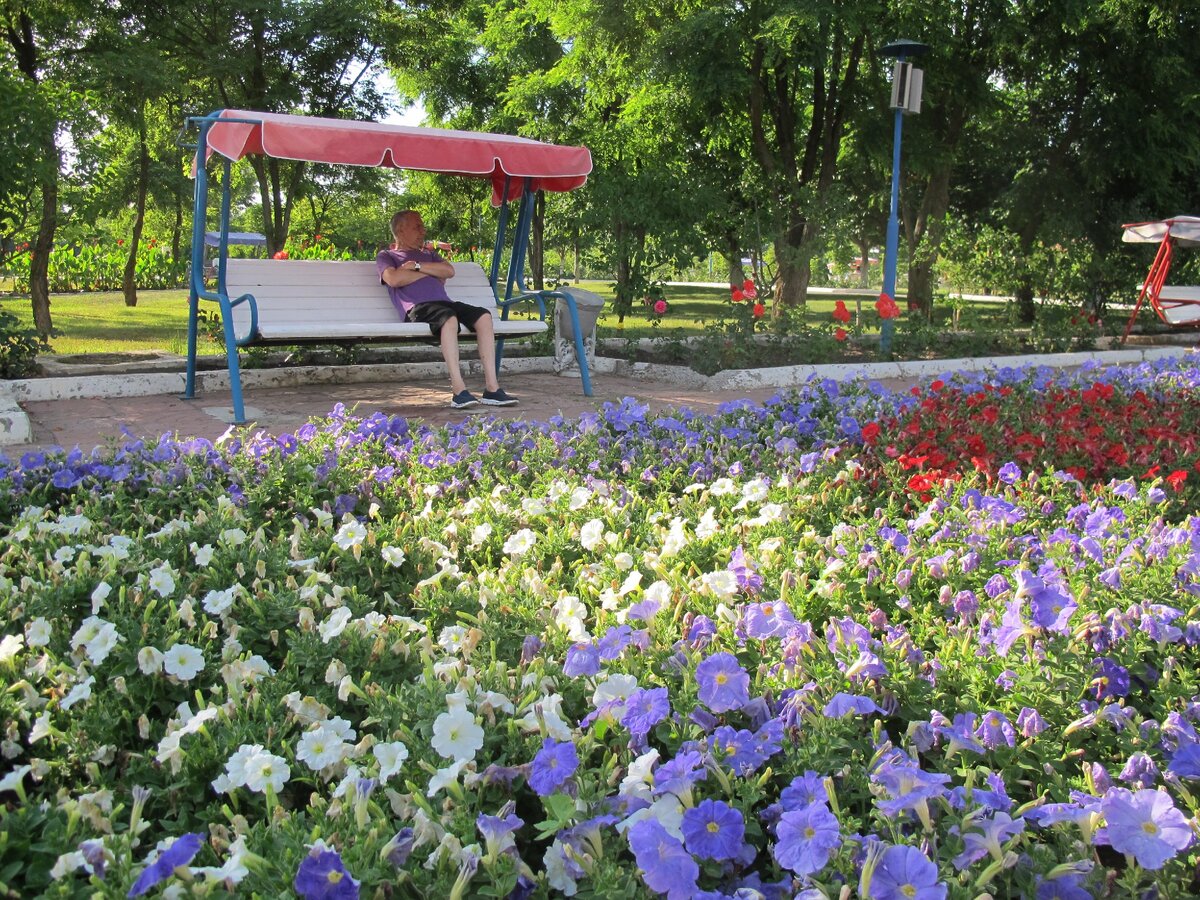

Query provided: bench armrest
[194,287,259,345]
[498,291,548,321]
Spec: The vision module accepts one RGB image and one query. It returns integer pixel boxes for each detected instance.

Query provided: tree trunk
[30,133,58,337]
[904,165,952,318]
[123,122,150,307]
[529,191,545,291]
[724,228,744,287]
[857,234,871,288]
[907,264,936,320]
[774,216,812,311]
[572,237,580,283]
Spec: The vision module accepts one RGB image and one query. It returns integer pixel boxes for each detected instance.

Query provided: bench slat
[220,258,542,342]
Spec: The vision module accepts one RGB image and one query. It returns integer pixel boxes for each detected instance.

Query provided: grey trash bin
[553,287,605,375]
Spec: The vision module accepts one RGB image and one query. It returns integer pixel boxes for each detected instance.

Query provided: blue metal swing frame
[183,110,593,425]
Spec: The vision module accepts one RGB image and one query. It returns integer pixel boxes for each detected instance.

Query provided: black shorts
[408,301,488,337]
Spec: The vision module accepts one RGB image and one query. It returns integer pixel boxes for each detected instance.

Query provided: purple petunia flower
[975,711,1016,750]
[128,833,205,898]
[773,801,841,876]
[622,687,671,739]
[1168,743,1200,779]
[477,802,524,857]
[937,712,985,757]
[1118,752,1159,789]
[1094,787,1194,869]
[597,624,634,661]
[1091,657,1130,700]
[681,798,745,861]
[780,771,830,811]
[998,462,1022,484]
[528,738,579,796]
[627,819,699,900]
[1035,873,1093,900]
[1017,707,1048,738]
[563,642,601,677]
[951,811,1026,870]
[742,600,797,639]
[864,844,946,899]
[695,652,751,713]
[727,545,764,594]
[823,693,884,718]
[653,749,707,798]
[293,848,360,900]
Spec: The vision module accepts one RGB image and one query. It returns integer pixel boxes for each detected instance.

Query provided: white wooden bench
[185,257,596,424]
[223,258,549,342]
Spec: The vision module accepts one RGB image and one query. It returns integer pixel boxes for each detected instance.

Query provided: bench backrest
[223,259,500,334]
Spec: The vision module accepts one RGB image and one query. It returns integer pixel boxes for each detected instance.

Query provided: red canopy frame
[1120,216,1200,342]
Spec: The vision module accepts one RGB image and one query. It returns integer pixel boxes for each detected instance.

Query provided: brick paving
[10,370,900,457]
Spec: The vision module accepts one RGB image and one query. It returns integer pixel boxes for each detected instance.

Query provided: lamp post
[879,39,929,353]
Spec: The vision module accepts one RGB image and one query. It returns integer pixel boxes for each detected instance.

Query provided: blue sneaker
[481,388,518,406]
[450,390,479,409]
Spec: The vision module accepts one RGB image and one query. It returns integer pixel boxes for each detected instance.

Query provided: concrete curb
[1,346,1195,446]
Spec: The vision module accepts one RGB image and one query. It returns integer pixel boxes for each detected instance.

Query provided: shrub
[0,308,48,377]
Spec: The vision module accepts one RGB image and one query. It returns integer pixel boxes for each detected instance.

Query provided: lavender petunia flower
[727,545,764,594]
[622,687,671,739]
[681,798,745,861]
[1035,873,1093,900]
[951,811,1025,870]
[1118,752,1158,789]
[627,818,699,900]
[528,738,579,797]
[1168,743,1200,779]
[563,642,601,677]
[780,771,830,810]
[974,711,1016,750]
[773,801,841,876]
[823,693,884,718]
[128,833,205,898]
[1094,787,1193,869]
[864,844,946,899]
[293,848,360,900]
[695,652,751,713]
[1017,706,1048,738]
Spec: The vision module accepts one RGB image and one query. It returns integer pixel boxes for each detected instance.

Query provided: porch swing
[1120,215,1200,342]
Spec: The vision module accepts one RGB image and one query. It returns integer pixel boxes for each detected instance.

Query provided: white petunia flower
[90,583,111,614]
[191,543,215,566]
[613,552,634,571]
[0,764,31,794]
[381,545,407,567]
[83,622,121,666]
[148,564,176,598]
[619,748,661,800]
[709,477,736,496]
[568,486,591,510]
[426,759,468,798]
[469,523,492,548]
[0,633,23,664]
[295,725,351,772]
[61,676,95,710]
[373,740,409,783]
[430,706,485,761]
[53,546,77,565]
[220,528,248,546]
[71,616,104,650]
[701,569,739,601]
[193,835,251,886]
[438,625,468,654]
[26,617,51,647]
[502,528,536,557]
[592,673,639,721]
[202,587,237,617]
[162,643,205,681]
[333,518,367,553]
[580,519,604,551]
[138,647,165,675]
[241,749,290,793]
[318,607,354,643]
[695,507,720,540]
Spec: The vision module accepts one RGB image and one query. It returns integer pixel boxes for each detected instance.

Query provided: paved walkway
[7,370,875,457]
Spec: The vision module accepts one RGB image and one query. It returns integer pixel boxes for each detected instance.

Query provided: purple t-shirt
[376,248,451,319]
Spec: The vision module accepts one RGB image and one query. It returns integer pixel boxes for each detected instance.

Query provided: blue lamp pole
[879,39,929,354]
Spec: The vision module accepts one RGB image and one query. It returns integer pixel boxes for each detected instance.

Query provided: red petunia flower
[743,279,758,298]
[832,300,851,324]
[273,250,289,260]
[861,422,881,444]
[752,302,765,318]
[1166,470,1188,490]
[731,288,745,302]
[835,327,847,341]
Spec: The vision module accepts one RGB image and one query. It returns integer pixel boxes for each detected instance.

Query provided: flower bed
[2,357,1200,898]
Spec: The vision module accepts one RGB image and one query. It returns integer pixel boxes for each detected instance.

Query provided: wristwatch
[413,262,422,272]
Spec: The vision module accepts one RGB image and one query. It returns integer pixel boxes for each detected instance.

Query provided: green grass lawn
[1,282,1103,357]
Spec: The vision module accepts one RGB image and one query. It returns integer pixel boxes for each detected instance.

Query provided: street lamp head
[880,39,930,59]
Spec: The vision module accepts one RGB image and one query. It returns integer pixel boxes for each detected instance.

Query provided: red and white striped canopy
[199,109,591,205]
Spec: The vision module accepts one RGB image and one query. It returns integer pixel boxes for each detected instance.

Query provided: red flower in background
[1166,470,1188,491]
[743,279,758,299]
[273,250,289,260]
[731,287,745,302]
[832,300,851,323]
[752,302,765,318]
[875,292,900,319]
[654,299,668,315]
[835,327,847,342]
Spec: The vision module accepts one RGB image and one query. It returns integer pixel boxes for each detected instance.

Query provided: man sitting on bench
[377,210,519,409]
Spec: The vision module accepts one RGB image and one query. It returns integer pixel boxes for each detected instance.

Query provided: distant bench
[185,258,594,424]
[1154,285,1200,325]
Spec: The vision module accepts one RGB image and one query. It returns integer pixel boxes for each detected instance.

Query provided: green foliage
[4,236,185,293]
[0,308,49,378]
